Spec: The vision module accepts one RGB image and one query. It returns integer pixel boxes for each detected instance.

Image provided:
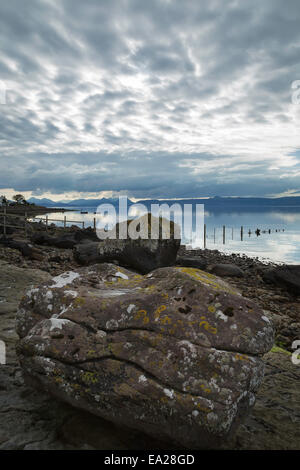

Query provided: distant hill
[28,197,129,207]
[28,197,61,207]
[28,196,300,209]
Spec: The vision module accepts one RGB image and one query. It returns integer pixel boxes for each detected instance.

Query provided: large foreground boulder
[74,214,181,274]
[16,264,274,449]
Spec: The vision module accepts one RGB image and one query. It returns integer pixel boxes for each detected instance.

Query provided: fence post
[64,216,66,228]
[204,223,206,249]
[223,225,225,244]
[232,227,233,240]
[24,211,27,237]
[93,217,96,232]
[46,215,48,231]
[3,206,6,237]
[241,226,243,241]
[82,221,85,229]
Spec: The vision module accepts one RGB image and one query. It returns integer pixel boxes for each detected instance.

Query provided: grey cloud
[0,0,299,198]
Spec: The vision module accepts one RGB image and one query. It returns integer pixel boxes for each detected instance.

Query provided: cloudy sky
[0,0,300,201]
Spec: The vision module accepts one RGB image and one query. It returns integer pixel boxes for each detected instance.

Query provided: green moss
[271,345,291,356]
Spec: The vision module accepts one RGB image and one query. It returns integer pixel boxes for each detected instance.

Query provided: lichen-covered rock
[16,264,274,449]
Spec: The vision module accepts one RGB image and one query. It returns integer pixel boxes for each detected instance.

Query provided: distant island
[27,195,300,211]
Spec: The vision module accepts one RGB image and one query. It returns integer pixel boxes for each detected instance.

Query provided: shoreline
[0,216,299,355]
[0,205,73,216]
[1,204,294,266]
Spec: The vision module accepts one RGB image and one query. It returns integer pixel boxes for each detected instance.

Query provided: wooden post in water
[204,223,206,249]
[3,207,6,237]
[64,216,66,228]
[24,211,27,237]
[93,217,96,232]
[223,225,225,244]
[241,226,243,241]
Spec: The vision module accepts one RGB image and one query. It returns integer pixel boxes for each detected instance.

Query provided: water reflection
[38,206,300,264]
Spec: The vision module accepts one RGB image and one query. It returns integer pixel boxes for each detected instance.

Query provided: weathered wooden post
[24,211,27,237]
[241,226,243,241]
[204,223,206,249]
[64,216,66,228]
[82,221,85,229]
[223,225,225,244]
[93,217,96,232]
[3,206,6,237]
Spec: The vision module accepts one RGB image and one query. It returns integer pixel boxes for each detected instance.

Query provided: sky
[0,0,300,201]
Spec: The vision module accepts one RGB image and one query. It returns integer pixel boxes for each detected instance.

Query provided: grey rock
[262,265,300,295]
[16,264,274,449]
[176,256,207,270]
[209,263,245,278]
[74,214,181,274]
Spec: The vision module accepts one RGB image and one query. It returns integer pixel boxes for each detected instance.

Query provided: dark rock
[48,255,62,263]
[74,214,181,274]
[176,256,207,270]
[225,349,300,450]
[73,227,98,243]
[0,238,44,261]
[16,264,274,449]
[31,232,77,249]
[262,265,300,295]
[209,264,245,278]
[31,227,99,250]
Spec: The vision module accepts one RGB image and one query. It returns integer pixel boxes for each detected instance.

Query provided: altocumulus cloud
[0,0,300,199]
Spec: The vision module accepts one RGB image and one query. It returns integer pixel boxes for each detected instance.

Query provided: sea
[35,204,300,265]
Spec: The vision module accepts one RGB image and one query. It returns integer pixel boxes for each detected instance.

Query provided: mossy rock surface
[16,263,274,449]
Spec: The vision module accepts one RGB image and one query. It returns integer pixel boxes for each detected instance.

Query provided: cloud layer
[0,0,300,198]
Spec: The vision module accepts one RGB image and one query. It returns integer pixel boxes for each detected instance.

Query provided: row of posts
[44,215,87,230]
[0,210,279,245]
[204,224,244,248]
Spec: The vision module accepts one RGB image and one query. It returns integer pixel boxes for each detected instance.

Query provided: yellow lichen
[81,371,99,384]
[161,316,172,325]
[199,317,217,335]
[176,267,238,295]
[235,353,250,362]
[73,297,85,307]
[154,305,166,319]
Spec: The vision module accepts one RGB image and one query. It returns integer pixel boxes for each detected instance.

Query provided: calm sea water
[37,205,300,265]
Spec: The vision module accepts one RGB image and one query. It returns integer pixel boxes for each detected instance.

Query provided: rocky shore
[0,217,299,449]
[0,205,70,216]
